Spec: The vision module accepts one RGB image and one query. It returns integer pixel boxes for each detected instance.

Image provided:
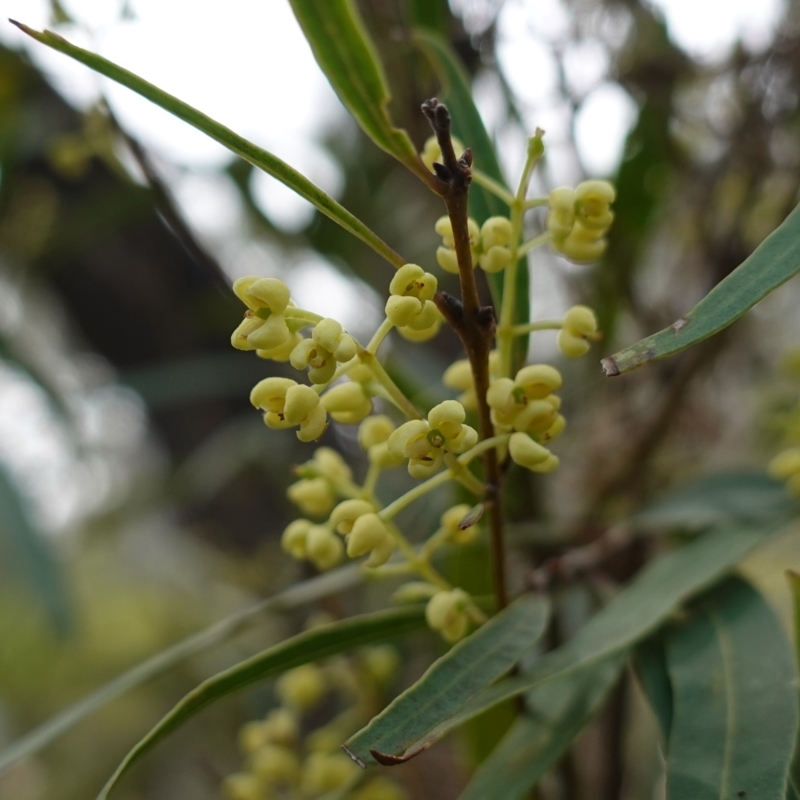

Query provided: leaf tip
[341,744,366,770]
[369,748,416,766]
[601,356,620,377]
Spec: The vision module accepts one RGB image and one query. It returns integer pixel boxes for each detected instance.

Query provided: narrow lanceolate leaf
[288,0,425,179]
[635,470,794,532]
[786,571,800,800]
[0,564,363,775]
[10,22,405,270]
[458,653,625,800]
[351,522,785,761]
[413,28,529,357]
[343,594,550,768]
[0,464,69,634]
[96,605,426,799]
[602,201,800,376]
[665,577,798,800]
[634,635,673,741]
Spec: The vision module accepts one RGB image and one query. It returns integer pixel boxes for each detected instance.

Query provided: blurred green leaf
[634,634,673,740]
[287,0,424,179]
[787,571,800,800]
[359,522,787,760]
[603,202,800,375]
[0,564,363,774]
[636,471,794,531]
[413,29,530,363]
[458,653,625,800]
[0,464,69,634]
[665,577,797,799]
[11,22,406,269]
[96,605,427,799]
[344,594,550,767]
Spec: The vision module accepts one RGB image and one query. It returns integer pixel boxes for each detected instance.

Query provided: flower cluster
[435,215,514,274]
[547,180,615,263]
[385,264,442,342]
[222,643,405,800]
[388,400,478,478]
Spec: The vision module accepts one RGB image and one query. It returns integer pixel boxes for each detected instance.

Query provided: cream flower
[230,277,293,352]
[250,377,327,442]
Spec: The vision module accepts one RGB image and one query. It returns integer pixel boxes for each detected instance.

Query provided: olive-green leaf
[287,0,424,179]
[413,29,530,361]
[665,577,798,800]
[354,521,785,761]
[602,202,800,376]
[634,634,673,740]
[636,470,794,532]
[95,605,425,799]
[11,22,405,270]
[786,571,800,800]
[458,653,625,800]
[0,563,363,774]
[343,594,550,768]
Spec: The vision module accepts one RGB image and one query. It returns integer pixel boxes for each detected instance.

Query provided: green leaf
[343,594,550,767]
[287,0,423,178]
[786,571,800,800]
[96,605,426,799]
[458,653,625,800]
[636,470,794,532]
[11,22,406,270]
[413,29,529,361]
[0,564,363,774]
[634,635,673,740]
[0,464,69,634]
[353,521,786,761]
[602,201,800,376]
[665,577,798,799]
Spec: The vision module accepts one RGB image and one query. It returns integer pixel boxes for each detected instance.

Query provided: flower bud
[557,329,591,358]
[397,314,443,342]
[426,589,471,643]
[287,478,335,517]
[389,264,437,301]
[513,398,557,434]
[363,646,399,686]
[563,305,598,337]
[276,663,326,710]
[246,277,291,314]
[306,525,344,570]
[256,331,303,362]
[575,180,615,230]
[313,447,352,482]
[222,773,263,800]
[385,295,420,327]
[359,415,395,450]
[547,187,576,239]
[250,377,295,412]
[347,513,391,558]
[480,216,513,249]
[479,246,512,273]
[301,752,358,795]
[322,381,372,424]
[249,745,300,786]
[540,414,566,443]
[768,447,800,480]
[281,519,313,559]
[392,581,440,604]
[508,432,551,469]
[436,245,460,274]
[351,777,408,800]
[283,384,320,425]
[515,364,563,399]
[261,708,298,746]
[442,503,479,544]
[428,400,466,440]
[330,499,374,534]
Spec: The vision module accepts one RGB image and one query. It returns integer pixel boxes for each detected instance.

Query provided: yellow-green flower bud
[547,187,576,239]
[346,513,394,567]
[434,216,455,247]
[283,384,320,426]
[322,381,372,424]
[351,777,408,800]
[557,329,591,358]
[397,313,443,342]
[563,304,598,337]
[359,415,395,450]
[363,645,399,686]
[249,744,300,786]
[540,414,566,443]
[281,519,313,559]
[301,752,359,795]
[221,772,263,800]
[428,399,466,440]
[480,216,513,249]
[421,135,465,172]
[486,377,518,426]
[479,246,512,273]
[276,663,326,710]
[575,180,615,230]
[513,398,558,434]
[306,525,344,570]
[508,432,551,470]
[529,452,560,473]
[243,277,291,314]
[313,447,352,483]
[287,478,335,517]
[256,331,303,362]
[515,364,563,399]
[426,589,471,643]
[386,295,421,327]
[554,223,606,262]
[768,447,800,480]
[389,264,438,302]
[436,245,460,274]
[251,377,327,441]
[330,499,374,535]
[392,581,440,604]
[261,707,298,746]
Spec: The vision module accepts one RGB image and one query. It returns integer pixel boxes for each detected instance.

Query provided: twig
[420,98,508,609]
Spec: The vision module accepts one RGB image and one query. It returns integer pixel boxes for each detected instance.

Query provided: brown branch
[421,98,508,609]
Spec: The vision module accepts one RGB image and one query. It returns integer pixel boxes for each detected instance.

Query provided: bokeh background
[1,0,800,798]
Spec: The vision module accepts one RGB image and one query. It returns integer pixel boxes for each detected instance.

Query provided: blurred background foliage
[2,0,800,798]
